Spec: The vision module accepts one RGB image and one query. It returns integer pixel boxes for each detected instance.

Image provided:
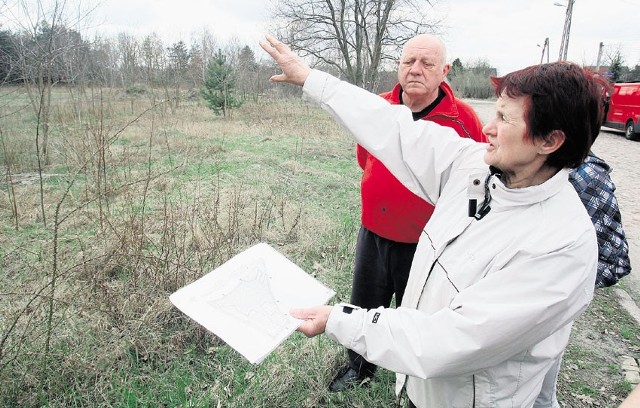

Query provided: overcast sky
[3,0,640,76]
[443,0,640,75]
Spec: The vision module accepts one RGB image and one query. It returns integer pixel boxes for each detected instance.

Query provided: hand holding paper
[290,305,333,337]
[170,243,335,364]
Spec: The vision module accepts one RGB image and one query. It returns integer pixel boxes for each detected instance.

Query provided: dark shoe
[328,366,370,392]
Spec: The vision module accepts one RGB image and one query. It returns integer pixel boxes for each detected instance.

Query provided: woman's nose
[482,120,495,136]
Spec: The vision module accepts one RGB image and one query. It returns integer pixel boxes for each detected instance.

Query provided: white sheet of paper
[169,243,335,364]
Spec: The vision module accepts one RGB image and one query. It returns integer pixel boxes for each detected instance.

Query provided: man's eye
[424,63,435,70]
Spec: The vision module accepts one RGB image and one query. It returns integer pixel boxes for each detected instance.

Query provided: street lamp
[555,0,576,61]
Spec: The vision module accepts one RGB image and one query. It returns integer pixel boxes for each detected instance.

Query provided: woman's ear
[539,130,566,155]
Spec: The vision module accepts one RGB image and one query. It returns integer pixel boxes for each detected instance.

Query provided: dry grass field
[1,87,638,407]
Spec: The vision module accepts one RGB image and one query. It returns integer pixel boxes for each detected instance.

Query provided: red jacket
[357,82,486,243]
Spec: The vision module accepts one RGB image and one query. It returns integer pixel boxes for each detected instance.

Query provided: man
[330,33,486,392]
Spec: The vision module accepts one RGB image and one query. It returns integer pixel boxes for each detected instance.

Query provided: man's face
[397,41,449,103]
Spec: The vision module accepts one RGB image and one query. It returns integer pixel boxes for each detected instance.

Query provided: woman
[260,35,604,408]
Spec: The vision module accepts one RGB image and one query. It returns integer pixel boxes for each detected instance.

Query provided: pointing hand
[259,34,311,86]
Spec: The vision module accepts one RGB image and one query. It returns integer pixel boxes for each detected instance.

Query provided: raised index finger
[259,36,277,58]
[261,35,289,58]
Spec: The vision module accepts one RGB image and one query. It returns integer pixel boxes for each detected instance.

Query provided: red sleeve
[356,144,368,170]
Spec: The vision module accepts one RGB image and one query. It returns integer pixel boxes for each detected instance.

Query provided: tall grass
[0,85,396,406]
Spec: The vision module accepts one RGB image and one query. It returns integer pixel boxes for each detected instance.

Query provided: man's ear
[442,63,451,77]
[539,130,566,155]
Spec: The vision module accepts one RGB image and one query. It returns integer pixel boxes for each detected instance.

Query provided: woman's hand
[259,34,311,86]
[290,305,333,337]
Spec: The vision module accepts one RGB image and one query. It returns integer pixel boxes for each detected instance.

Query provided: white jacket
[304,70,597,408]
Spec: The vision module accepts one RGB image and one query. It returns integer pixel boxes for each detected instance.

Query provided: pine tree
[238,46,258,72]
[199,49,242,117]
[449,58,464,79]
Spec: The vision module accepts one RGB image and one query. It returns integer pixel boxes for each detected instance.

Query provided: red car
[604,82,640,141]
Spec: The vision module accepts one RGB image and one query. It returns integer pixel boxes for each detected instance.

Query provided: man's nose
[409,61,422,73]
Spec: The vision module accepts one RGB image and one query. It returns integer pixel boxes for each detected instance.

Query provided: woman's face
[482,94,543,186]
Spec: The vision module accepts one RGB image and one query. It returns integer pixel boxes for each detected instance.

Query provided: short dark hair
[491,62,608,168]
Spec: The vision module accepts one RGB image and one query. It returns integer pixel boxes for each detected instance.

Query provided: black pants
[347,226,418,376]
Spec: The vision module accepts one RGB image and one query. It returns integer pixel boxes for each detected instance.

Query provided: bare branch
[272,0,442,90]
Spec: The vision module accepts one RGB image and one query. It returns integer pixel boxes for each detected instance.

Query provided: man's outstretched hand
[259,35,312,86]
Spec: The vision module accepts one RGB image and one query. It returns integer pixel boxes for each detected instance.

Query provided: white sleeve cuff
[325,302,366,349]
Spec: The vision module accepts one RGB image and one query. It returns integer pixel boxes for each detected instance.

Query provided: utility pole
[556,0,575,61]
[595,42,604,72]
[539,38,549,64]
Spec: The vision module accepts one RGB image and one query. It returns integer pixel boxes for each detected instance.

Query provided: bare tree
[88,36,120,87]
[10,0,72,226]
[141,34,163,85]
[272,0,442,91]
[167,40,190,108]
[0,30,20,84]
[235,45,260,100]
[190,28,219,84]
[10,0,95,160]
[188,40,203,88]
[117,32,140,87]
[604,46,626,83]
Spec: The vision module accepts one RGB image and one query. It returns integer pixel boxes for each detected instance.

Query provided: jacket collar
[489,168,570,211]
[386,81,460,118]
